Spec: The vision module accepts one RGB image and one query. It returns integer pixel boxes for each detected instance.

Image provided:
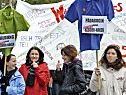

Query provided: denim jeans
[52,83,61,95]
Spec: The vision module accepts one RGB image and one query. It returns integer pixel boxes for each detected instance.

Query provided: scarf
[26,66,35,86]
[100,67,122,95]
[6,67,17,85]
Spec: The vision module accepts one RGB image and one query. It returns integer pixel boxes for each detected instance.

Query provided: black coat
[58,59,86,95]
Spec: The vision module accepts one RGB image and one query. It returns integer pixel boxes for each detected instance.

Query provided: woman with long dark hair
[90,45,126,95]
[19,46,50,95]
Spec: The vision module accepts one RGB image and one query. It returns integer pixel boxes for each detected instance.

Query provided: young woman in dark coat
[56,45,86,95]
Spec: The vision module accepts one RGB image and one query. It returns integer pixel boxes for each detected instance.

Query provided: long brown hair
[100,45,124,70]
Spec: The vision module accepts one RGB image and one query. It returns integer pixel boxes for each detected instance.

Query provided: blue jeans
[52,83,61,95]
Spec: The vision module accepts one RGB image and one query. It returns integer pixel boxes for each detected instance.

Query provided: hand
[56,60,61,71]
[94,68,101,76]
[32,62,38,68]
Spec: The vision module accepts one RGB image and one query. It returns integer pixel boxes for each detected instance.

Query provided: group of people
[0,44,126,95]
[0,46,50,95]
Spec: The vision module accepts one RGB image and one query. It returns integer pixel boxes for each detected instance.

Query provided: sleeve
[14,11,30,33]
[89,70,101,92]
[19,64,27,80]
[65,1,78,23]
[60,61,86,94]
[6,71,26,95]
[123,72,126,95]
[106,0,114,21]
[35,63,50,86]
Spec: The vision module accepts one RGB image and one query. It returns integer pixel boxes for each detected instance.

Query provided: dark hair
[61,45,77,61]
[0,54,16,73]
[25,46,44,66]
[100,45,124,70]
[6,54,16,62]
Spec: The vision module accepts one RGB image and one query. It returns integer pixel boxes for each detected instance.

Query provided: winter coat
[58,59,86,95]
[90,66,126,95]
[5,70,25,95]
[19,62,50,95]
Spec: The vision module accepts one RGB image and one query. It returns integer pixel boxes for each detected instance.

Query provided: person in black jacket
[56,45,86,95]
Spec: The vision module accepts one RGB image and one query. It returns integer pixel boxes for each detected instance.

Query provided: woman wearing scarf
[19,46,50,95]
[89,45,126,95]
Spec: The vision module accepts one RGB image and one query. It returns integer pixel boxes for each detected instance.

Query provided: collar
[86,0,99,1]
[2,5,14,20]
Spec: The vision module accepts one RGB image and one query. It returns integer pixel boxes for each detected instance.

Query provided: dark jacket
[57,59,86,95]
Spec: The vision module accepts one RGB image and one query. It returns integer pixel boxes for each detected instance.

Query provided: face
[62,52,71,63]
[30,49,39,62]
[7,56,16,70]
[106,49,117,63]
